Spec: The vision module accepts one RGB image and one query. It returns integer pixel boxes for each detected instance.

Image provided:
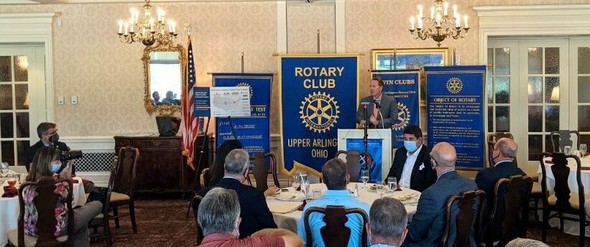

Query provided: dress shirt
[399,145,423,188]
[297,189,371,247]
[370,244,397,247]
[198,233,285,247]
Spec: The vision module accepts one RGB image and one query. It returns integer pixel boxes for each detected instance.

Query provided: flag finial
[184,22,192,37]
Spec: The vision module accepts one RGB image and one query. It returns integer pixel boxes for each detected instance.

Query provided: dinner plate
[275,191,305,202]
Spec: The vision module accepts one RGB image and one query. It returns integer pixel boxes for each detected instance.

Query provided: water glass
[564,146,572,155]
[360,170,370,187]
[387,176,397,191]
[291,175,301,190]
[7,174,17,187]
[580,144,588,156]
[376,185,386,198]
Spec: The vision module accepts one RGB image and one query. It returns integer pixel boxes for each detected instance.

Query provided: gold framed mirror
[142,43,186,115]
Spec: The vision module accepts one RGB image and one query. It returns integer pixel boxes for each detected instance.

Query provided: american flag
[181,36,199,170]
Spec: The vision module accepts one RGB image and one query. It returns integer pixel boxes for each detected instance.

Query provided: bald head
[495,138,517,159]
[430,142,457,168]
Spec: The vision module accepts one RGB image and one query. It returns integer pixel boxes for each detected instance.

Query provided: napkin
[2,186,17,198]
[267,200,304,214]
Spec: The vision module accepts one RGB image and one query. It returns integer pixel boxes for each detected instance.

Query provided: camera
[60,150,83,162]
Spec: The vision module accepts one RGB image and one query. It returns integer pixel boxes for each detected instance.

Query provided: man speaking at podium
[356,78,397,129]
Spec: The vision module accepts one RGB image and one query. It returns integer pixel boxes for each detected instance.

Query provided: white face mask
[50,161,62,173]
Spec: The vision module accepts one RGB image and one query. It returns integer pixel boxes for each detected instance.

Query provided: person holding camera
[23,122,95,193]
[26,146,102,247]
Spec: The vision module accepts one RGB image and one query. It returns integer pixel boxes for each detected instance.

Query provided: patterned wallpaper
[0,0,588,137]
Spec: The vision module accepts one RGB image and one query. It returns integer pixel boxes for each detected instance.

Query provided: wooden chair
[186,168,210,218]
[252,152,280,192]
[336,150,361,182]
[190,195,204,244]
[550,130,580,152]
[110,146,139,234]
[303,206,369,247]
[7,178,74,247]
[539,152,590,247]
[441,189,486,247]
[485,175,533,247]
[89,164,117,247]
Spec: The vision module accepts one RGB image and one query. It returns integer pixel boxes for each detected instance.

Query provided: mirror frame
[142,43,186,116]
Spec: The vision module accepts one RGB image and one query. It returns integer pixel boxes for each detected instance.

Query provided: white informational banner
[210,87,251,117]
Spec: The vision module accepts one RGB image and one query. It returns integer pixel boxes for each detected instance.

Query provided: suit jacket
[356,94,398,129]
[198,178,277,238]
[22,140,70,171]
[475,161,526,232]
[385,146,436,192]
[403,171,478,247]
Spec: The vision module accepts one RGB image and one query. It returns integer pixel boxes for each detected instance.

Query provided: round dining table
[0,177,87,246]
[266,182,421,232]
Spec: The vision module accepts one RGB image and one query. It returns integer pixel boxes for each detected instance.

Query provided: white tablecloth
[0,177,86,246]
[268,182,420,233]
[537,156,590,237]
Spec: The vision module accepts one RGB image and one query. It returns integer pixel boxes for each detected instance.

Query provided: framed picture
[371,47,451,70]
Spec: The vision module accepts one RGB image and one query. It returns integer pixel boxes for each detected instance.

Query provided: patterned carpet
[89,198,588,247]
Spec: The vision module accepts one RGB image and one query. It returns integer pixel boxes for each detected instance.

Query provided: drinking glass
[387,176,397,191]
[360,169,370,188]
[291,175,301,191]
[376,184,386,198]
[7,174,17,187]
[580,144,588,156]
[564,146,572,155]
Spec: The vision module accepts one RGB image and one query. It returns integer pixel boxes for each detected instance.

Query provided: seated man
[475,138,526,233]
[198,149,277,238]
[366,197,408,247]
[403,142,478,247]
[197,187,302,247]
[298,158,371,247]
[22,122,94,193]
[385,125,436,192]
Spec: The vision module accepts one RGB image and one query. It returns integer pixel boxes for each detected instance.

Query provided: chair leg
[542,208,548,242]
[104,218,112,247]
[579,216,585,247]
[113,206,120,229]
[558,212,564,232]
[130,201,137,234]
[186,197,193,218]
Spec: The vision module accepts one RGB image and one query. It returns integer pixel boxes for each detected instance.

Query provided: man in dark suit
[356,78,398,129]
[475,138,526,238]
[385,125,436,192]
[403,142,478,247]
[198,148,277,238]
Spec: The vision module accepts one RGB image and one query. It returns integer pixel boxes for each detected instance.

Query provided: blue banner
[346,139,383,183]
[193,87,211,117]
[425,65,486,170]
[372,70,420,147]
[213,73,272,156]
[280,56,359,176]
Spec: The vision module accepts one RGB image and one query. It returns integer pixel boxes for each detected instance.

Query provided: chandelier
[117,0,178,46]
[408,0,469,47]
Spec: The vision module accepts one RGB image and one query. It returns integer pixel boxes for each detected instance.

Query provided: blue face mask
[404,140,418,153]
[51,162,61,173]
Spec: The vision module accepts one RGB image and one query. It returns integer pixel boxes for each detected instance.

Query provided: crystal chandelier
[117,0,178,46]
[408,0,469,47]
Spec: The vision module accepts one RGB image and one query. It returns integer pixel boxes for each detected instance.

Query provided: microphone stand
[375,103,385,129]
[362,104,371,172]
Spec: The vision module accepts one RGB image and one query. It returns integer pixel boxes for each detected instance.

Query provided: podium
[337,129,392,183]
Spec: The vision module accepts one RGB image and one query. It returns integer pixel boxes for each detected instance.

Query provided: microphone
[373,100,381,109]
[361,101,370,109]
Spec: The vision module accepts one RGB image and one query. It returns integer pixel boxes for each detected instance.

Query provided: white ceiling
[0,0,286,4]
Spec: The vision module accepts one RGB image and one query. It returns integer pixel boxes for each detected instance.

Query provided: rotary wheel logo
[236,82,253,99]
[446,77,463,94]
[392,102,410,131]
[299,92,340,133]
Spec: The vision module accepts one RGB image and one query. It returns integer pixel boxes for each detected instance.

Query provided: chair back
[539,152,584,213]
[199,168,210,189]
[209,140,242,187]
[488,175,533,244]
[191,195,204,244]
[336,150,361,182]
[487,132,516,167]
[113,146,139,197]
[252,152,280,192]
[18,178,74,247]
[441,189,486,247]
[303,206,368,247]
[550,130,580,152]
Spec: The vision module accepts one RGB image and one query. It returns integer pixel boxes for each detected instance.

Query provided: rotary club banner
[212,73,273,156]
[371,70,421,148]
[279,55,359,176]
[425,65,486,170]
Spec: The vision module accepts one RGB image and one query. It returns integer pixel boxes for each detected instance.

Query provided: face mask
[404,140,418,153]
[491,149,501,163]
[49,133,60,143]
[50,161,62,173]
